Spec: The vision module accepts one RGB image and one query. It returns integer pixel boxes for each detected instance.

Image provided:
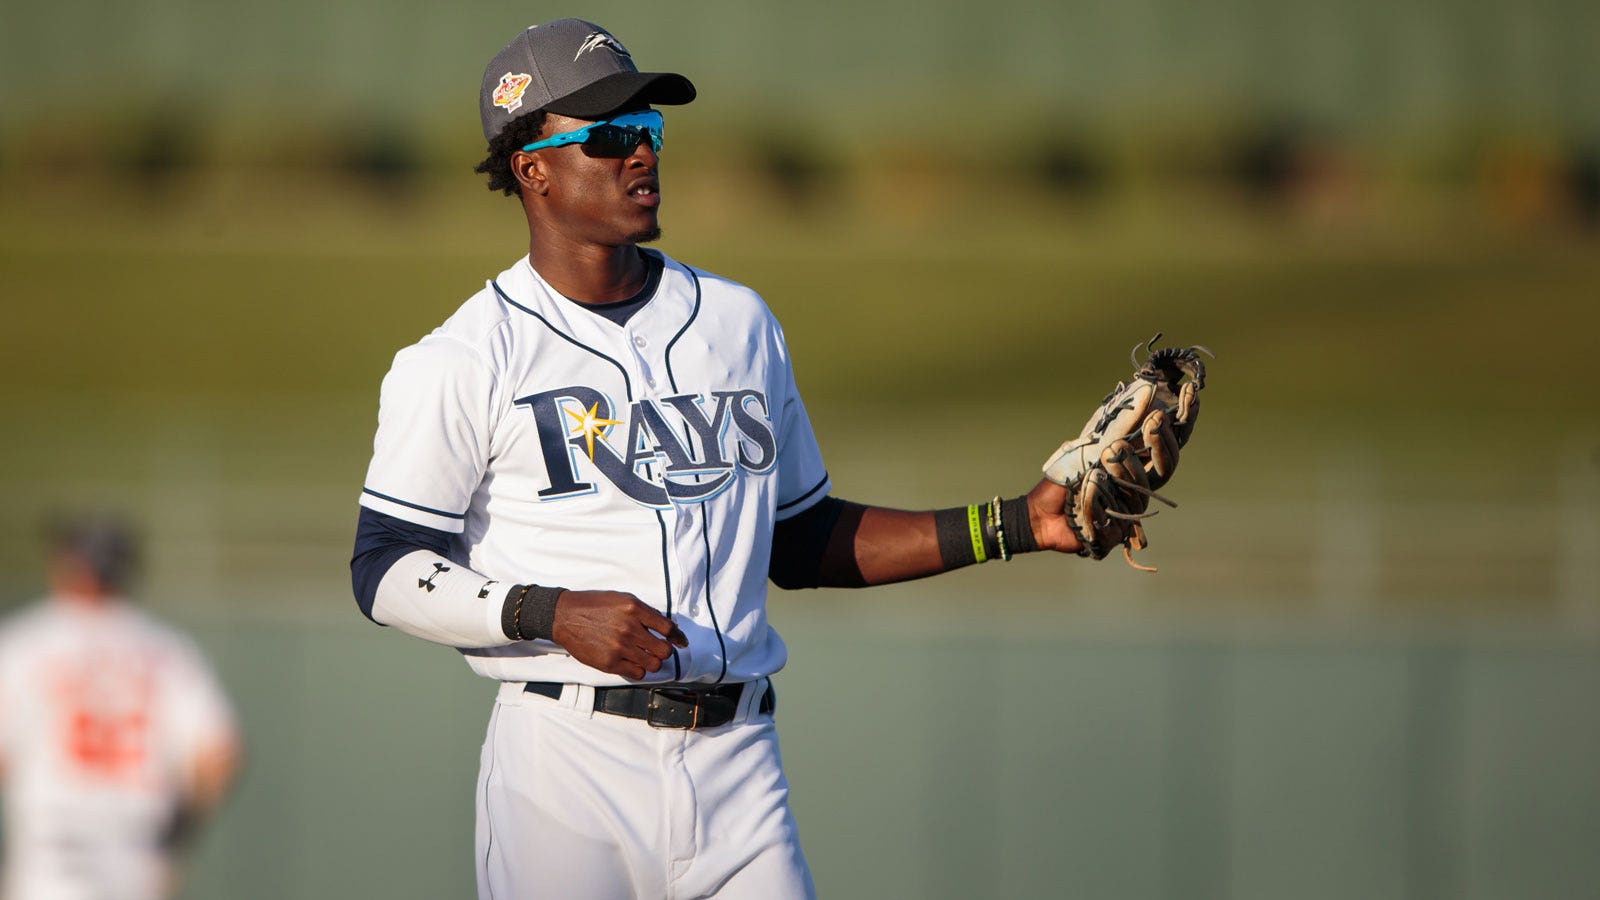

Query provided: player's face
[523,111,662,246]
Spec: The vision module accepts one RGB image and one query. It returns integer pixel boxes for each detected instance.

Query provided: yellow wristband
[967,504,988,564]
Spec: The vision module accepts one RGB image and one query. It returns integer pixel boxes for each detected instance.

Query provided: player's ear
[511,151,549,196]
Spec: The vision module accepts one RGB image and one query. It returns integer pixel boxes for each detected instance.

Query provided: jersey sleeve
[359,336,499,533]
[158,636,239,765]
[772,337,830,520]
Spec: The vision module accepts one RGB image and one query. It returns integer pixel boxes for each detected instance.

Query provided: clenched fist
[550,590,689,680]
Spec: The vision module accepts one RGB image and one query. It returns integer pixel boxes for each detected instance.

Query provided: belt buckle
[646,687,701,730]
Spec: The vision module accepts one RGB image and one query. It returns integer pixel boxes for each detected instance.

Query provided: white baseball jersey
[0,600,238,900]
[359,251,831,686]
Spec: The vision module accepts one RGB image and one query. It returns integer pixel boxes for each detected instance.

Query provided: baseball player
[349,19,1096,899]
[0,515,241,900]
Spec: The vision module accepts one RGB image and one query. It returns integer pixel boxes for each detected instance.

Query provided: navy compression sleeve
[768,496,867,589]
[350,507,454,622]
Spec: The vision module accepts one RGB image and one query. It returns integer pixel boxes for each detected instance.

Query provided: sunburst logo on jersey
[565,401,623,461]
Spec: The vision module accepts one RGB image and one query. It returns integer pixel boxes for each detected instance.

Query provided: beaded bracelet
[510,584,533,640]
[991,495,1011,561]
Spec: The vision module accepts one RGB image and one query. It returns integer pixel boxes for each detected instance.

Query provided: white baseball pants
[474,679,815,900]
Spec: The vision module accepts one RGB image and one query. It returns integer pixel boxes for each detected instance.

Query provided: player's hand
[1024,477,1084,555]
[550,590,689,681]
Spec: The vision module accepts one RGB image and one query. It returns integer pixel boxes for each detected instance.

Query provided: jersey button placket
[628,332,658,393]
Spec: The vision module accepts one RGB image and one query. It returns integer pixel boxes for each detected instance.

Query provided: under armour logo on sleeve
[419,562,451,592]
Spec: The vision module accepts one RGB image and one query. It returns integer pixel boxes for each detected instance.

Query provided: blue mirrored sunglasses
[521,109,664,158]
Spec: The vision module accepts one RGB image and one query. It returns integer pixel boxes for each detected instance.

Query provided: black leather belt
[523,681,775,730]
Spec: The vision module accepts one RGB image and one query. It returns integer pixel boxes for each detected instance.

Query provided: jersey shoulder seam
[414,329,499,379]
[414,283,519,372]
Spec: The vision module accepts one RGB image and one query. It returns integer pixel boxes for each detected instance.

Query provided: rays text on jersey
[517,387,776,508]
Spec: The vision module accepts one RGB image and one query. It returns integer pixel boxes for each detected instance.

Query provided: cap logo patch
[492,72,534,113]
[575,32,630,61]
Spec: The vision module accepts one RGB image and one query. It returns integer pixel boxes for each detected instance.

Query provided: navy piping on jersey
[700,506,728,683]
[666,407,730,685]
[653,510,682,681]
[657,266,725,681]
[492,281,633,398]
[778,472,830,513]
[360,488,466,520]
[662,265,703,392]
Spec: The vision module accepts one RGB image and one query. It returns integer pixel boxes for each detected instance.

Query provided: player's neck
[53,588,114,610]
[48,569,114,607]
[527,237,647,305]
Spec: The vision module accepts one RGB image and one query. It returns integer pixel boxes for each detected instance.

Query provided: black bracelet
[500,584,565,641]
[1000,495,1039,555]
[159,803,199,853]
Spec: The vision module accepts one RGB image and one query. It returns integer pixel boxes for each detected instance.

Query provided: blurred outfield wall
[156,610,1600,900]
[3,0,1599,146]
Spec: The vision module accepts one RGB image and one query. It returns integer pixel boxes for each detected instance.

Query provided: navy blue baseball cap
[479,19,696,143]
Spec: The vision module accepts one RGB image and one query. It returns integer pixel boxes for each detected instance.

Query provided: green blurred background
[2,1,1598,898]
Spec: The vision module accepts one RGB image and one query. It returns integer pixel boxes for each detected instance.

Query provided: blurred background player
[0,514,241,900]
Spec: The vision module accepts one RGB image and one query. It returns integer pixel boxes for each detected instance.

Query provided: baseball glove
[1041,334,1210,572]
